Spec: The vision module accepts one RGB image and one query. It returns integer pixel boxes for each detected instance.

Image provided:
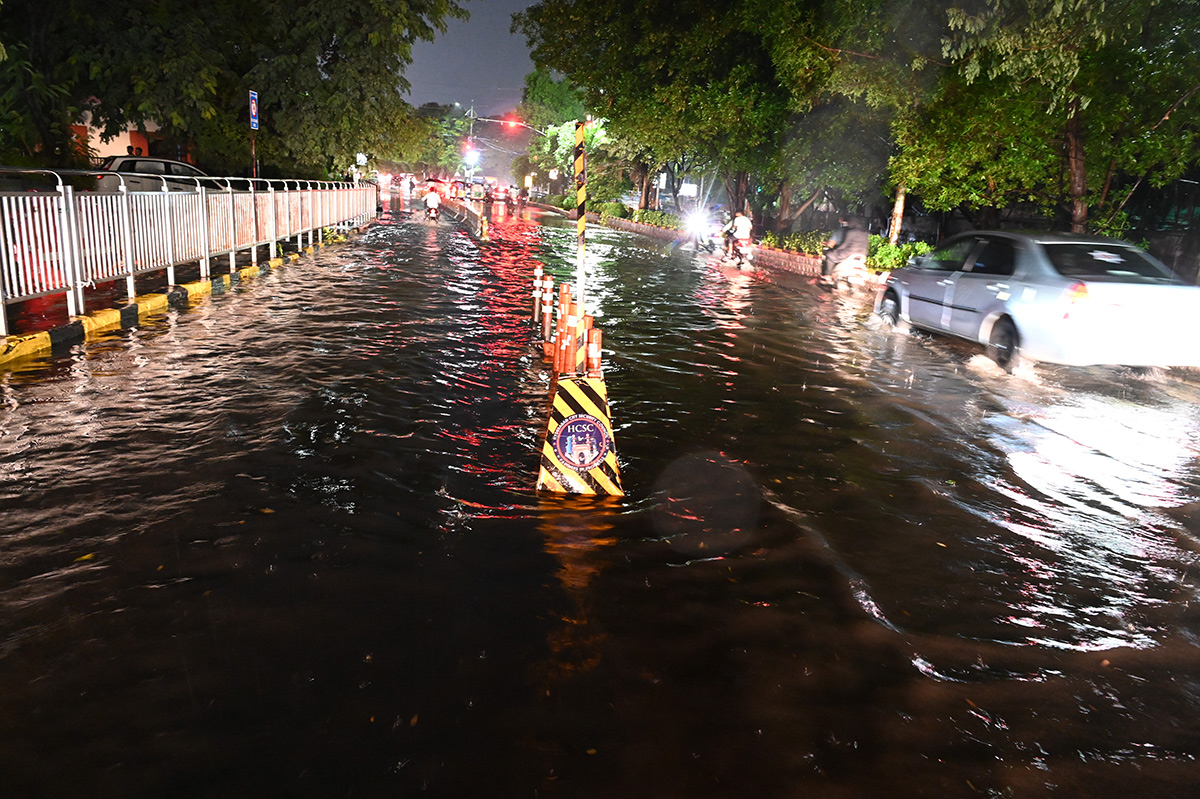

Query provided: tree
[1,0,467,175]
[939,0,1200,232]
[517,68,586,131]
[513,0,790,213]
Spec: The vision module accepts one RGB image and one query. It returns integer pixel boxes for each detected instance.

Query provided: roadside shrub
[867,235,933,271]
[761,228,933,269]
[543,194,572,209]
[598,202,630,221]
[760,229,828,256]
[632,209,680,228]
[783,230,829,256]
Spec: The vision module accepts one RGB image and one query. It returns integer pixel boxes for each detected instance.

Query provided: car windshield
[1043,242,1182,284]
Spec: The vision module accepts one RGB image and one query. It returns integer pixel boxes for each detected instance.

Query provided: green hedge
[867,236,933,270]
[760,229,933,271]
[598,202,630,221]
[631,209,681,228]
[542,193,577,210]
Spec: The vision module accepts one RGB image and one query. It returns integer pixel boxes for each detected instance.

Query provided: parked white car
[874,230,1200,372]
[95,156,210,192]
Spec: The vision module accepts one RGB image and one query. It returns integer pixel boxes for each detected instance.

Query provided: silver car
[874,230,1200,372]
[95,156,210,192]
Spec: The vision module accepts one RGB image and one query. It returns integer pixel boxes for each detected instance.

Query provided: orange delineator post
[586,328,602,377]
[540,276,554,344]
[532,265,543,321]
[548,308,566,363]
[577,314,592,374]
[565,302,580,375]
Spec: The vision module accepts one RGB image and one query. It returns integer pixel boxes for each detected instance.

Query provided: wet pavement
[2,194,1199,797]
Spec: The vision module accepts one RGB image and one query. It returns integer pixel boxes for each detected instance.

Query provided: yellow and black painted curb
[0,244,324,372]
[536,375,623,496]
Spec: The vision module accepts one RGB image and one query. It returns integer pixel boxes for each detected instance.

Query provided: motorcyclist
[822,215,868,280]
[424,186,441,217]
[724,211,753,259]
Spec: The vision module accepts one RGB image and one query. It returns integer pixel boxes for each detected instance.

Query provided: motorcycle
[826,253,870,291]
[425,204,439,221]
[723,236,754,269]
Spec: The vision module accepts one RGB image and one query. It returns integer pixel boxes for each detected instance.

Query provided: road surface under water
[2,196,1200,797]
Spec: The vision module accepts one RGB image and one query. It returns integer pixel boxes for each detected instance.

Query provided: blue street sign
[249,91,259,131]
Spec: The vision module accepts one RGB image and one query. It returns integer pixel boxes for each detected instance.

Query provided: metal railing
[0,168,378,337]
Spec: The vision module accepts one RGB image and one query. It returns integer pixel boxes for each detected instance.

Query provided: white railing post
[304,181,313,249]
[227,180,237,273]
[199,185,210,280]
[267,181,277,260]
[56,182,86,318]
[163,179,177,287]
[0,197,9,337]
[118,177,137,301]
[292,181,302,251]
[249,180,258,266]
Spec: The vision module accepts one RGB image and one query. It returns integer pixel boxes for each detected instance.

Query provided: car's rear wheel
[987,317,1020,373]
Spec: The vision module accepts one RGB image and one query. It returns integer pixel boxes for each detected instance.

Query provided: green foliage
[759,229,929,269]
[381,107,471,176]
[3,0,467,174]
[585,170,633,204]
[788,230,830,256]
[518,68,586,130]
[542,193,578,210]
[888,75,1059,214]
[514,0,790,204]
[867,236,932,271]
[0,43,87,166]
[760,229,827,256]
[631,209,681,229]
[597,202,630,220]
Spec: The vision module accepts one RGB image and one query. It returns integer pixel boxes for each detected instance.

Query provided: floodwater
[3,196,1200,798]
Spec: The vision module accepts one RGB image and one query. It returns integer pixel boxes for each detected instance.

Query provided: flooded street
[3,197,1200,797]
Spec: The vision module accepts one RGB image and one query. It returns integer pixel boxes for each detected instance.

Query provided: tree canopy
[514,0,1200,235]
[0,0,467,175]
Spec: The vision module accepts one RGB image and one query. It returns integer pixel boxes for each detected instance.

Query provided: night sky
[404,0,536,116]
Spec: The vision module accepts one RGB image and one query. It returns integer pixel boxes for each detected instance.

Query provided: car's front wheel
[987,317,1021,373]
[877,289,906,330]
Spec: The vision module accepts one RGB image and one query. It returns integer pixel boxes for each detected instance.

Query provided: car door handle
[937,279,953,286]
[987,283,1009,291]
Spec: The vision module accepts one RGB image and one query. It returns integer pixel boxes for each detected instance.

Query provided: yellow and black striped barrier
[536,375,623,496]
[574,120,587,256]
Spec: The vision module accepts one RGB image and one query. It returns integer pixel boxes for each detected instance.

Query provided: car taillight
[1063,281,1088,319]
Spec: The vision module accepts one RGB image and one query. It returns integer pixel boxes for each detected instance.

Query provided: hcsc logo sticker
[552,414,610,471]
